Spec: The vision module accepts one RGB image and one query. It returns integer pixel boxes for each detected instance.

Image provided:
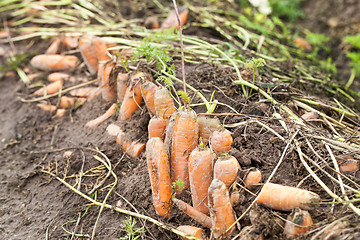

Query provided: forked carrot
[48,72,74,82]
[30,54,79,71]
[45,38,61,55]
[213,155,240,188]
[79,35,98,74]
[32,80,63,96]
[141,80,158,115]
[84,103,117,129]
[283,208,313,238]
[176,226,207,240]
[118,73,143,120]
[99,61,116,102]
[172,198,212,228]
[256,183,321,211]
[244,169,262,188]
[154,87,176,119]
[210,129,233,154]
[198,116,221,144]
[160,7,189,30]
[208,179,236,239]
[91,36,110,62]
[171,108,199,192]
[36,103,65,117]
[117,73,129,102]
[146,137,172,218]
[116,130,145,158]
[188,146,215,214]
[70,87,101,100]
[148,116,168,139]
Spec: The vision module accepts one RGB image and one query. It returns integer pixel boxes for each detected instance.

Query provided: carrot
[208,179,236,239]
[172,198,212,228]
[176,226,207,240]
[154,87,176,119]
[116,130,145,158]
[160,7,189,30]
[62,36,79,49]
[148,116,168,139]
[171,108,199,192]
[141,80,158,115]
[294,37,312,51]
[339,158,359,173]
[45,38,61,55]
[244,169,262,188]
[32,80,62,96]
[198,116,221,144]
[164,116,175,155]
[48,72,75,82]
[210,128,233,154]
[213,155,240,188]
[144,16,160,29]
[189,146,215,214]
[36,103,65,117]
[283,208,313,238]
[146,137,172,218]
[79,35,98,74]
[84,103,117,129]
[60,96,76,108]
[30,54,79,71]
[256,183,321,211]
[99,61,117,102]
[91,36,110,62]
[118,73,143,120]
[106,123,121,137]
[117,73,129,102]
[70,87,101,100]
[230,190,242,206]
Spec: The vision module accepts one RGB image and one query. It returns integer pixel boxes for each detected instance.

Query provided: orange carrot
[230,190,242,206]
[283,208,313,238]
[213,155,240,188]
[106,123,121,137]
[154,87,176,119]
[160,7,189,30]
[294,37,312,51]
[48,72,74,82]
[32,80,62,96]
[115,130,145,158]
[84,103,117,129]
[118,73,143,120]
[141,80,158,115]
[210,129,233,154]
[176,226,207,240]
[79,35,98,74]
[208,179,236,239]
[70,87,101,100]
[244,169,262,188]
[256,183,321,211]
[62,36,79,49]
[30,54,79,71]
[171,108,199,192]
[188,146,215,214]
[172,198,212,228]
[198,116,221,144]
[100,61,117,102]
[45,38,61,55]
[60,96,76,107]
[164,116,175,155]
[36,103,65,117]
[148,116,168,139]
[117,73,129,102]
[339,158,359,173]
[144,16,160,29]
[91,36,110,62]
[146,137,172,218]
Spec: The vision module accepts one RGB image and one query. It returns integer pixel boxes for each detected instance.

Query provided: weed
[344,34,360,76]
[119,217,145,240]
[245,57,266,96]
[269,0,305,22]
[0,52,35,73]
[172,180,185,194]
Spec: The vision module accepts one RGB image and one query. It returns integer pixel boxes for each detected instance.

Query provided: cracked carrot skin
[100,61,116,102]
[32,80,63,96]
[208,179,236,239]
[148,116,168,139]
[84,103,117,129]
[154,87,176,119]
[172,198,212,228]
[284,208,313,238]
[117,73,129,102]
[171,108,199,192]
[79,35,98,74]
[141,80,158,116]
[210,129,233,154]
[30,55,79,71]
[198,116,221,144]
[91,36,110,62]
[146,137,172,218]
[189,146,215,215]
[176,225,207,240]
[118,76,143,121]
[256,183,321,211]
[213,155,240,188]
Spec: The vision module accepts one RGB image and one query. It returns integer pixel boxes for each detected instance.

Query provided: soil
[1,1,360,240]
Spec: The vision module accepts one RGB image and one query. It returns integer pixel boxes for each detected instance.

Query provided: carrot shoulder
[256,183,320,211]
[30,55,79,71]
[99,61,116,102]
[171,108,199,192]
[176,225,207,240]
[208,179,236,239]
[213,155,240,188]
[189,146,215,215]
[146,137,172,218]
[198,116,221,144]
[118,73,143,120]
[210,129,233,154]
[91,36,110,62]
[85,103,117,129]
[148,116,168,139]
[154,87,176,119]
[79,35,98,74]
[244,169,262,188]
[141,80,158,115]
